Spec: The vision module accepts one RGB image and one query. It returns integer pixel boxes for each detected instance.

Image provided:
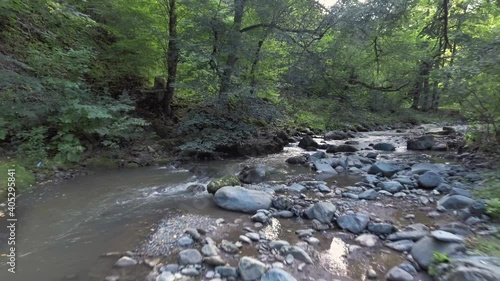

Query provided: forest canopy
[0,0,499,163]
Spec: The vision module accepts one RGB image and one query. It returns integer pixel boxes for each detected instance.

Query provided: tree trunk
[430,60,440,111]
[411,61,430,110]
[410,80,421,110]
[219,0,246,95]
[420,61,431,111]
[249,38,265,95]
[164,0,179,116]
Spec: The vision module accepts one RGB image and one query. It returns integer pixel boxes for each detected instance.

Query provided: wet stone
[178,235,194,247]
[115,256,138,267]
[430,230,464,243]
[385,240,415,252]
[181,268,200,276]
[178,249,203,265]
[220,240,239,254]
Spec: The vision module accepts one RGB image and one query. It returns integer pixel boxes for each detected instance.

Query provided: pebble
[367,268,378,279]
[405,214,415,219]
[205,271,215,279]
[272,262,284,268]
[181,268,200,276]
[306,237,320,245]
[239,235,252,244]
[285,254,295,265]
[428,211,440,218]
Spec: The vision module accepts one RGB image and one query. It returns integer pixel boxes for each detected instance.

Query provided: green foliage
[177,94,282,156]
[486,199,500,219]
[84,157,119,170]
[469,236,500,258]
[207,176,241,194]
[16,127,48,167]
[429,251,452,276]
[433,251,451,264]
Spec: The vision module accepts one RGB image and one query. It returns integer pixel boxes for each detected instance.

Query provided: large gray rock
[238,257,266,281]
[201,243,219,257]
[214,186,272,213]
[324,131,349,140]
[411,163,448,174]
[178,249,203,265]
[368,222,396,235]
[313,161,337,174]
[269,240,290,250]
[410,236,465,269]
[281,246,313,264]
[386,266,414,281]
[378,181,404,193]
[438,195,475,210]
[304,202,336,224]
[359,189,378,200]
[327,144,358,153]
[337,213,370,234]
[417,171,443,189]
[238,165,271,184]
[430,230,464,243]
[407,135,435,150]
[449,187,472,198]
[286,156,307,165]
[261,268,298,281]
[434,256,500,281]
[298,136,319,149]
[368,162,402,177]
[387,230,428,241]
[385,240,415,252]
[373,143,396,151]
[288,183,307,193]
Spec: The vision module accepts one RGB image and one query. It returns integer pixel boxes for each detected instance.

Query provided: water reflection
[320,237,348,275]
[261,218,281,240]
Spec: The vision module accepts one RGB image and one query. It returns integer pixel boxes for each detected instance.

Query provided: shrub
[486,198,500,219]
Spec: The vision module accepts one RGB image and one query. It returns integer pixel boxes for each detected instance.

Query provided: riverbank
[3,124,496,281]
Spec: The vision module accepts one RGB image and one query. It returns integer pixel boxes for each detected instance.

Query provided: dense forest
[0,0,499,168]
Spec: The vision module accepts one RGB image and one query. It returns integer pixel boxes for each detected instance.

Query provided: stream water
[0,124,462,281]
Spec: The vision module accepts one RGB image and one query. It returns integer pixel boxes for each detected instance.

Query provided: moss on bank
[0,161,36,199]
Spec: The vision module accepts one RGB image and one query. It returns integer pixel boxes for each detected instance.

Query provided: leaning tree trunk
[219,0,245,95]
[420,61,431,111]
[163,0,179,116]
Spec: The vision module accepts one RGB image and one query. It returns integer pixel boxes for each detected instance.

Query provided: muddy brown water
[0,125,460,281]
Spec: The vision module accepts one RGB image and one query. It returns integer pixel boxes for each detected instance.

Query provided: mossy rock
[0,161,36,200]
[124,162,140,168]
[207,175,241,194]
[84,157,119,170]
[156,157,174,165]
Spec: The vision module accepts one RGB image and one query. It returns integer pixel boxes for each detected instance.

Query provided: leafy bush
[429,251,452,276]
[177,94,282,156]
[16,127,48,167]
[486,199,500,219]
